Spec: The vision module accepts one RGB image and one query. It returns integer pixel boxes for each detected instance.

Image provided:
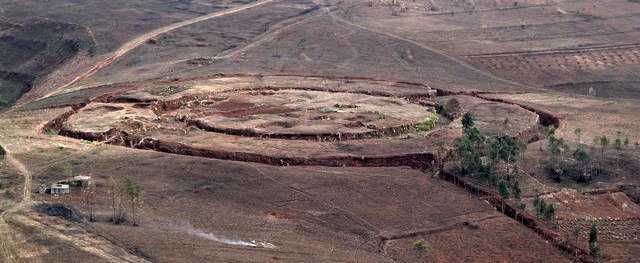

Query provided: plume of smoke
[152,218,276,248]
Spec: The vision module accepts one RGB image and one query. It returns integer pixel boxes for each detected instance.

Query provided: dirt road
[42,0,278,99]
[0,150,34,263]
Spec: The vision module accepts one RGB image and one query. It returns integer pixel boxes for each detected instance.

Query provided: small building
[50,184,70,195]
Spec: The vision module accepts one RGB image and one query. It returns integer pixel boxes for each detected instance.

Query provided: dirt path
[0,150,34,263]
[5,152,32,211]
[41,0,278,99]
[329,14,528,89]
[0,147,148,262]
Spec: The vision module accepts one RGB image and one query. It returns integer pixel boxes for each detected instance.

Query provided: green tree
[589,223,602,259]
[455,136,482,175]
[544,203,555,221]
[454,113,485,177]
[498,181,510,199]
[548,136,569,181]
[573,147,591,182]
[511,181,522,201]
[597,135,609,161]
[125,178,143,226]
[488,136,524,182]
[461,112,475,132]
[498,180,510,212]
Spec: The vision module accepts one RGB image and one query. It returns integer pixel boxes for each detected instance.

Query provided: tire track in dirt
[40,0,279,100]
[211,4,324,61]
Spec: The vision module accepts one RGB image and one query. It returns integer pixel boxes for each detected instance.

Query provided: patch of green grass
[44,128,59,136]
[415,113,439,133]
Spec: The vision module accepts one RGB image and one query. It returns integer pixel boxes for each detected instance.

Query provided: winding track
[41,0,279,99]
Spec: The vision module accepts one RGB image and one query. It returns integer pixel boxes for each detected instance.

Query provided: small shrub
[413,239,427,252]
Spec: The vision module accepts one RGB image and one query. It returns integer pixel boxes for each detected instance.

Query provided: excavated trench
[39,74,593,262]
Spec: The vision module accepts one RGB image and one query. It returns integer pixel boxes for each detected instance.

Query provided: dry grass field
[1,0,639,262]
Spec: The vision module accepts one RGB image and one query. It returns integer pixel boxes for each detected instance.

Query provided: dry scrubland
[0,0,640,262]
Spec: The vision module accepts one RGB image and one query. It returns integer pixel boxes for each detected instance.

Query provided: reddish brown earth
[2,0,640,262]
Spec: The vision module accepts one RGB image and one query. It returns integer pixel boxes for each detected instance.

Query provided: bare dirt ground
[1,0,640,262]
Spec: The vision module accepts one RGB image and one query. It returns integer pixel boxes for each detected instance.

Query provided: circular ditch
[170,89,435,140]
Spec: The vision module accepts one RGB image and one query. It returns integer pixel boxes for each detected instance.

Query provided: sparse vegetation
[0,144,5,160]
[45,128,59,136]
[532,196,555,222]
[415,113,439,133]
[125,178,143,226]
[108,177,127,225]
[413,239,427,252]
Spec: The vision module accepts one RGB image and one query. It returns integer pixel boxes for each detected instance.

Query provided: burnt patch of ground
[34,203,84,223]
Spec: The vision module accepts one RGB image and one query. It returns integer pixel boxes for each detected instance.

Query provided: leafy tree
[543,203,555,221]
[125,178,143,226]
[547,136,569,181]
[488,136,524,182]
[498,180,510,212]
[454,113,485,176]
[455,136,482,175]
[461,112,475,132]
[589,223,602,259]
[573,147,591,182]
